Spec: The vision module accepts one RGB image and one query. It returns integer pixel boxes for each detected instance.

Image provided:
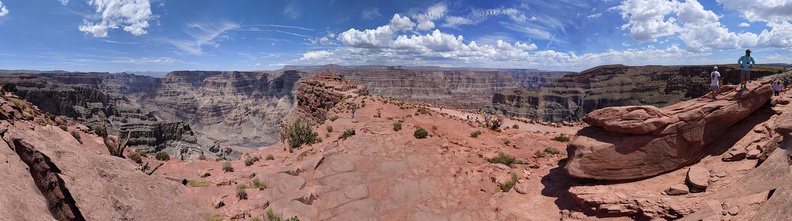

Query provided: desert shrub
[58,124,68,131]
[236,188,248,200]
[155,151,170,161]
[92,126,105,136]
[252,178,267,190]
[489,152,522,165]
[552,135,570,142]
[512,124,519,129]
[245,156,261,166]
[326,125,333,133]
[329,116,339,122]
[416,107,429,115]
[431,125,437,130]
[393,121,402,131]
[266,154,275,160]
[470,130,482,138]
[198,154,207,160]
[503,173,518,192]
[70,130,82,143]
[544,147,561,155]
[285,118,318,150]
[502,138,511,145]
[414,128,428,139]
[341,129,356,140]
[215,157,227,162]
[488,117,503,131]
[222,161,234,172]
[252,217,262,221]
[534,150,546,158]
[128,151,143,164]
[267,209,301,221]
[188,180,210,187]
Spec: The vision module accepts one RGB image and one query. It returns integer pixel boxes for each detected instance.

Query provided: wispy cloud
[245,24,314,31]
[168,21,240,55]
[362,7,381,20]
[284,1,300,19]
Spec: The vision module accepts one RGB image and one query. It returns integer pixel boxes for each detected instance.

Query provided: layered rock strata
[565,80,774,180]
[488,65,787,122]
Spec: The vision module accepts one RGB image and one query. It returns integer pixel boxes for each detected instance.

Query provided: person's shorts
[710,85,720,93]
[740,70,751,82]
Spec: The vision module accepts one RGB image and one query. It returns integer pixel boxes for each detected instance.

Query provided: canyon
[486,65,788,122]
[0,66,568,158]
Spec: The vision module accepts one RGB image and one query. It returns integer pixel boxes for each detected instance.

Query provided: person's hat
[713,66,718,70]
[746,49,752,53]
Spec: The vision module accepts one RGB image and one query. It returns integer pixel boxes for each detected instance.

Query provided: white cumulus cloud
[299,50,333,61]
[389,14,415,31]
[739,23,750,27]
[0,1,8,17]
[615,0,679,42]
[717,0,792,23]
[79,0,155,37]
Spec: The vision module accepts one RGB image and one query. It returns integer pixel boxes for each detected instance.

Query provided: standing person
[351,107,356,118]
[710,66,721,101]
[738,49,756,91]
[773,81,783,96]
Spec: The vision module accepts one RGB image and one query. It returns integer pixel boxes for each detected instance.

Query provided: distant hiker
[738,49,756,91]
[351,108,356,118]
[773,81,783,96]
[710,66,721,101]
[439,105,443,111]
[785,78,789,88]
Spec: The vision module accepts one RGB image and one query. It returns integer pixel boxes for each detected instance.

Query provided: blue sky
[0,0,790,73]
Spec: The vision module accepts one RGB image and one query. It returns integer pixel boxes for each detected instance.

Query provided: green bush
[393,121,402,131]
[470,130,482,138]
[534,150,546,158]
[341,129,356,140]
[70,130,82,143]
[128,151,143,164]
[236,188,248,200]
[326,125,333,133]
[266,154,275,160]
[414,128,428,139]
[245,156,260,166]
[285,118,318,150]
[1,83,18,93]
[267,209,301,221]
[544,147,561,155]
[416,107,429,115]
[222,161,234,172]
[512,124,519,129]
[431,125,437,130]
[503,173,518,192]
[489,152,522,165]
[155,151,170,161]
[252,178,267,190]
[552,135,570,142]
[92,126,106,136]
[329,116,339,122]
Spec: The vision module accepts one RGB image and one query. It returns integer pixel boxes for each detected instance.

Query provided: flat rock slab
[687,166,710,189]
[565,80,774,180]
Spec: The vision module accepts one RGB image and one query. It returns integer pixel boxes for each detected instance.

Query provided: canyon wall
[485,65,788,122]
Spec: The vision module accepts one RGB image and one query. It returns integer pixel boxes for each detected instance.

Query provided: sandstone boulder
[565,80,773,180]
[687,166,710,190]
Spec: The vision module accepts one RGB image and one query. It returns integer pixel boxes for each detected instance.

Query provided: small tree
[1,83,18,93]
[285,118,318,151]
[101,120,131,158]
[414,128,428,139]
[341,129,356,140]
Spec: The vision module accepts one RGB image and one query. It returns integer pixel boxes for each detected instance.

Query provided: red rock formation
[565,80,774,180]
[293,70,368,123]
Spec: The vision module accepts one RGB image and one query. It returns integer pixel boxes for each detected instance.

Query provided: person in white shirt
[709,66,721,101]
[773,81,783,96]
